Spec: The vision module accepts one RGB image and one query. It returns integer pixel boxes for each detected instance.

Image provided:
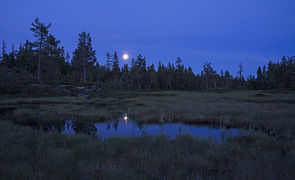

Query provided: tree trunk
[148,80,152,89]
[213,79,217,89]
[83,63,86,83]
[38,39,42,84]
[137,80,141,89]
[56,78,59,89]
[83,47,87,84]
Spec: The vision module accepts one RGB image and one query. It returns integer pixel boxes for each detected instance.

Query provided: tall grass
[0,121,294,179]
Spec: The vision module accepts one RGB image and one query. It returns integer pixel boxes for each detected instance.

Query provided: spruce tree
[105,52,112,71]
[256,66,263,89]
[112,51,120,78]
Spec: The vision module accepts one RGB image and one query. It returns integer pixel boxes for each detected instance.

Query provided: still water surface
[55,114,249,142]
[0,107,251,142]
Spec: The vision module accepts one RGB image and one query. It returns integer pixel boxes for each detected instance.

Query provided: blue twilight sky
[1,0,295,76]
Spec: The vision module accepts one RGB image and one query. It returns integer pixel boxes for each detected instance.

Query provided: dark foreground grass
[0,121,294,180]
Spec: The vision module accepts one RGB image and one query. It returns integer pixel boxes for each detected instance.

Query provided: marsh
[0,90,295,179]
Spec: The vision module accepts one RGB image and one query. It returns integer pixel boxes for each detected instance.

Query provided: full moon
[123,54,129,60]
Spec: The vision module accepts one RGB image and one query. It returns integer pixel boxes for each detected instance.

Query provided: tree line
[0,18,294,93]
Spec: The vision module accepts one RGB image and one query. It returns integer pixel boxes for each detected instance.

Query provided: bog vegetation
[1,120,295,179]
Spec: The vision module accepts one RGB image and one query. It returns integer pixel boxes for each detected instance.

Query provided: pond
[0,107,253,142]
[32,114,251,142]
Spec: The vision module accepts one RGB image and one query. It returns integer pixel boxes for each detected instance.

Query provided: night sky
[1,0,295,76]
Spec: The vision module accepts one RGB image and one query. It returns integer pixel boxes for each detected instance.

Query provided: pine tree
[121,64,130,88]
[237,63,244,88]
[175,57,185,90]
[16,40,36,76]
[44,34,64,84]
[30,17,51,83]
[167,62,175,89]
[1,41,9,67]
[224,70,231,89]
[220,70,225,89]
[262,65,267,89]
[1,41,4,58]
[247,75,256,89]
[130,58,137,88]
[280,56,289,88]
[64,52,72,81]
[72,32,96,83]
[8,44,16,68]
[186,67,195,90]
[266,61,277,89]
[134,54,146,89]
[203,62,215,89]
[147,64,157,89]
